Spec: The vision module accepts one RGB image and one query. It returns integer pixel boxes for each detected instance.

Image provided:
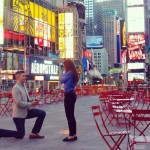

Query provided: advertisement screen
[127,7,144,33]
[128,73,145,81]
[86,36,103,48]
[13,0,56,42]
[83,50,92,58]
[30,57,59,80]
[128,63,145,70]
[120,21,127,48]
[0,0,4,44]
[127,0,144,6]
[58,13,74,58]
[121,49,127,63]
[128,34,146,61]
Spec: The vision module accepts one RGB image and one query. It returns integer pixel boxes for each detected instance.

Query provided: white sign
[128,63,145,70]
[50,76,59,80]
[31,60,58,75]
[128,73,145,81]
[127,7,145,33]
[127,0,143,6]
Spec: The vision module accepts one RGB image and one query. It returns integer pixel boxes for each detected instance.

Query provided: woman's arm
[60,72,72,83]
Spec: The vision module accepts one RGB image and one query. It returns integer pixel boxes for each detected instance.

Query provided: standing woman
[60,59,79,142]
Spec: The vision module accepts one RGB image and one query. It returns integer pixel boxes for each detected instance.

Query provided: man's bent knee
[40,110,46,117]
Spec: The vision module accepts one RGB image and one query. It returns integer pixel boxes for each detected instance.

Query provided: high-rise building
[103,9,118,66]
[68,1,86,66]
[102,0,125,66]
[103,0,125,19]
[92,48,108,75]
[84,0,103,36]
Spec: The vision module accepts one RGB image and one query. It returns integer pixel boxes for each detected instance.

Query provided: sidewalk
[0,96,149,150]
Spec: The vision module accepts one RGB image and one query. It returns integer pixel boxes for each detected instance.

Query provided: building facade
[84,0,103,36]
[92,48,108,75]
[103,9,118,66]
[45,0,68,7]
[102,0,125,19]
[0,0,83,91]
[68,1,86,67]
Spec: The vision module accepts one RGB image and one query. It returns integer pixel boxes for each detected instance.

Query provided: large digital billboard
[127,0,144,6]
[128,73,145,81]
[127,34,146,61]
[86,36,103,48]
[30,57,59,80]
[58,13,74,58]
[120,21,126,47]
[127,7,145,33]
[0,0,4,45]
[13,0,56,42]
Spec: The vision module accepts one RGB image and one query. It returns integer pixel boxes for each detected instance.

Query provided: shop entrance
[48,81,59,91]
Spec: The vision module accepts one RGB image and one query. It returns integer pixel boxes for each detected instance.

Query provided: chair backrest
[91,105,112,149]
[132,109,150,136]
[132,109,150,122]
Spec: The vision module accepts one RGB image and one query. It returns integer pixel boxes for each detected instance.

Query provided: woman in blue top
[60,59,79,142]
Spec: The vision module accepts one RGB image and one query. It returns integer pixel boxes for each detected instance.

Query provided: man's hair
[15,70,25,79]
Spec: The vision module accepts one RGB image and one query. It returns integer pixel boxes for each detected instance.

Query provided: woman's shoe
[63,136,78,142]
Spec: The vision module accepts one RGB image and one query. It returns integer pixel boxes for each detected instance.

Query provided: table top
[116,98,135,101]
[115,109,132,114]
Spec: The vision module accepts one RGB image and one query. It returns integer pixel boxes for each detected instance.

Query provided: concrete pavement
[0,96,150,150]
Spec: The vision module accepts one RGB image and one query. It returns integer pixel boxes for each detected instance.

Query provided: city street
[0,96,149,150]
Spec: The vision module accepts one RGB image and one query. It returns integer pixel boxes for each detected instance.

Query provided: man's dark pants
[0,109,46,139]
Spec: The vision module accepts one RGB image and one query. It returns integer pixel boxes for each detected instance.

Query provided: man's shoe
[29,134,45,139]
[63,136,77,142]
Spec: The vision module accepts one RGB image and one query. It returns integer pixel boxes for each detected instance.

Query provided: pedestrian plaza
[0,95,150,150]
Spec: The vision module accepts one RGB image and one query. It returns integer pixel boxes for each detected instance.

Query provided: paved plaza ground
[0,96,150,150]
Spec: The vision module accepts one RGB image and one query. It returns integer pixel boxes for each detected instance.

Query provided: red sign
[83,50,92,58]
[128,34,146,61]
[4,29,24,40]
[121,49,127,63]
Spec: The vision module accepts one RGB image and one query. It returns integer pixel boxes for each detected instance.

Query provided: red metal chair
[0,98,13,116]
[91,105,130,150]
[129,109,150,150]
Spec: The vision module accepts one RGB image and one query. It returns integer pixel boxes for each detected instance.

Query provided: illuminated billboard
[128,73,145,81]
[0,0,4,44]
[128,34,146,61]
[30,57,59,80]
[121,49,127,63]
[58,13,74,58]
[120,21,126,48]
[127,7,145,33]
[13,0,56,42]
[86,36,103,48]
[127,0,144,6]
[83,50,92,58]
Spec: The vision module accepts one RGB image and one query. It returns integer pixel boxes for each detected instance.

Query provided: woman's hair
[64,59,79,83]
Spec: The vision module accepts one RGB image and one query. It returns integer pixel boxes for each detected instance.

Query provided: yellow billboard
[58,13,74,58]
[122,22,126,46]
[0,0,4,44]
[13,0,56,42]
